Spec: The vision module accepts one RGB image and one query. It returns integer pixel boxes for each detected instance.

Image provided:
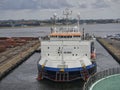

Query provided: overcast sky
[0,0,120,20]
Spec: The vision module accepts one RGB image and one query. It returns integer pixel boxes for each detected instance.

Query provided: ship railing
[83,67,120,90]
[58,26,80,33]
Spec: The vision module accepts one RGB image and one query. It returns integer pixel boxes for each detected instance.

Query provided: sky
[0,0,120,20]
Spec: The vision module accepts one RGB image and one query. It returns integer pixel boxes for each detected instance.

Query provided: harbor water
[0,24,120,37]
[0,24,120,90]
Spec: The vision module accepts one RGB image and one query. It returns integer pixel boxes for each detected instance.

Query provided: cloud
[0,0,120,20]
[0,0,39,10]
[1,0,117,10]
[109,0,120,3]
[39,0,73,9]
[78,0,110,9]
[91,0,110,8]
[0,0,73,10]
[79,3,88,9]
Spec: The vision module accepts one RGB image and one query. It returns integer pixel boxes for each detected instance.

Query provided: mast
[62,41,64,66]
[50,13,57,33]
[53,13,57,29]
[61,8,72,66]
[77,13,80,32]
[63,8,72,30]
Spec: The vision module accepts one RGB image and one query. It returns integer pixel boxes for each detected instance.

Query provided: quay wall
[97,38,120,64]
[0,40,40,80]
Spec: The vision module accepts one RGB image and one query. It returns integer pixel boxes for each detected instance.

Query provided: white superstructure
[39,27,94,69]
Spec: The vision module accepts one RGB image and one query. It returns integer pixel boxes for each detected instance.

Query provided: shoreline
[0,23,119,29]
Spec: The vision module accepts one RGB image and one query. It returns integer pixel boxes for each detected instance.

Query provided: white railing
[83,67,120,90]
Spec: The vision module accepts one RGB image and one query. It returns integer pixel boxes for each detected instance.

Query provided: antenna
[77,13,80,32]
[63,8,72,30]
[53,13,57,32]
[53,13,57,24]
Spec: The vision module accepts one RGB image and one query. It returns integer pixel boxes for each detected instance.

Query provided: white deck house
[39,29,93,69]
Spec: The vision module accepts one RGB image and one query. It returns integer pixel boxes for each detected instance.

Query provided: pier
[97,38,120,64]
[0,37,40,80]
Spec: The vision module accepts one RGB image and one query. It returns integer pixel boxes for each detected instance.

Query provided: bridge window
[74,36,80,37]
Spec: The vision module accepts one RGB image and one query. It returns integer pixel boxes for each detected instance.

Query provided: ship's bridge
[50,27,82,41]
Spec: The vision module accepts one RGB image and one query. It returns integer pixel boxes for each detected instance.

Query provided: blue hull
[37,63,97,82]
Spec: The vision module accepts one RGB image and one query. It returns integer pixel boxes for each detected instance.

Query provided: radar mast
[63,8,72,30]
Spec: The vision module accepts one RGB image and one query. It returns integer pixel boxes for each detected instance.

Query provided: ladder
[56,72,69,81]
[80,60,89,81]
[37,60,48,80]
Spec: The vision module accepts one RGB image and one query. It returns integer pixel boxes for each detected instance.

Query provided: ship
[37,9,97,82]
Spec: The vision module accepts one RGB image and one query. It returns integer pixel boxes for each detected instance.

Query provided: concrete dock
[0,38,40,80]
[97,38,120,64]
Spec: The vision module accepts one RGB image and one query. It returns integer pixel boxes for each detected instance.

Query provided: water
[0,27,50,37]
[80,23,120,37]
[0,24,120,37]
[0,24,120,90]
